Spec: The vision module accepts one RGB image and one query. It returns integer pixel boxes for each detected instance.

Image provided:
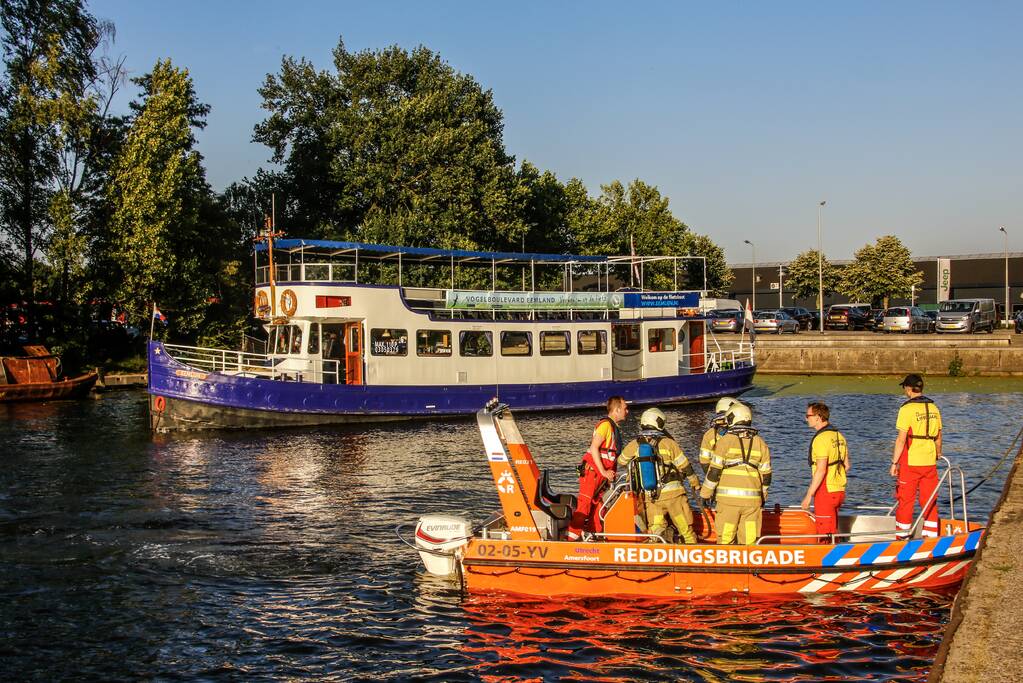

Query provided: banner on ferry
[445,290,622,310]
[622,291,700,308]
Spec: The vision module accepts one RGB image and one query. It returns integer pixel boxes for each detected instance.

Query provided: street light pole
[778,265,784,307]
[817,200,826,334]
[1001,226,1009,326]
[744,239,756,311]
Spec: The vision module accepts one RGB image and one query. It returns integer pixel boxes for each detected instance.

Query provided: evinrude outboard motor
[415,515,471,576]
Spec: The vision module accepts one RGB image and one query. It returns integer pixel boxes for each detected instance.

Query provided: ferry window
[272,326,288,354]
[459,331,493,357]
[540,331,571,356]
[648,328,676,352]
[307,324,320,354]
[304,264,329,281]
[417,329,452,357]
[290,326,303,354]
[501,331,533,356]
[578,330,607,355]
[370,328,408,356]
[614,325,641,351]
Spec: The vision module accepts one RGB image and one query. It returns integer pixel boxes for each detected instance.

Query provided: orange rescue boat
[409,402,982,598]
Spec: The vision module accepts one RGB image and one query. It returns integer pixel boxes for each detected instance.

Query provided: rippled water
[1,378,1020,681]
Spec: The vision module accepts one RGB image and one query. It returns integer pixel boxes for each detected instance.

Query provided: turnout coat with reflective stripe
[700,431,772,504]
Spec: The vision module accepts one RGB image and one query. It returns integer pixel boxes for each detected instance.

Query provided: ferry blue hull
[148,342,755,430]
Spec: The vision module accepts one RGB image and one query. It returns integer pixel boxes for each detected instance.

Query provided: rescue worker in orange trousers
[566,396,627,541]
[617,407,701,543]
[801,401,850,542]
[699,396,739,474]
[891,374,942,539]
[700,402,772,545]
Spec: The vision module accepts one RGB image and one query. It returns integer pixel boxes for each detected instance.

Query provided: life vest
[581,416,622,473]
[807,424,847,471]
[903,395,937,441]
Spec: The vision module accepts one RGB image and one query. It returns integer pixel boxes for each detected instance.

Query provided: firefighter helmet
[640,407,667,431]
[725,402,753,427]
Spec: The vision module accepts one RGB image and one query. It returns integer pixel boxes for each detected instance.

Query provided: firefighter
[618,407,701,543]
[699,396,739,472]
[700,402,772,545]
[566,396,627,541]
[801,401,850,542]
[891,374,942,539]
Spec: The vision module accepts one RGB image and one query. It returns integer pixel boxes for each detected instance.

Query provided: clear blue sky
[91,1,1022,263]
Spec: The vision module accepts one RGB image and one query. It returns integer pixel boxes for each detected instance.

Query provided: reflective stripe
[717,487,762,497]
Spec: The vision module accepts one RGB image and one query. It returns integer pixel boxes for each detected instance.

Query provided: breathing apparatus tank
[637,440,659,492]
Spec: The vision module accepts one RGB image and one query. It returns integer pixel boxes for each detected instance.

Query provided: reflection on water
[0,384,1020,680]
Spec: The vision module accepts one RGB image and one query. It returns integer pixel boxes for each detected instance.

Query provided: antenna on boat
[254,193,284,322]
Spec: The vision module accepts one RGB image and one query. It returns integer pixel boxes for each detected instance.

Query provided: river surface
[1,376,1021,681]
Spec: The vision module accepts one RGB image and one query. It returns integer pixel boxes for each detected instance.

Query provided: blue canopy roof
[255,238,608,264]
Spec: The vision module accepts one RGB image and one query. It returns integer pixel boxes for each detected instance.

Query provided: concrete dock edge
[929,432,1023,682]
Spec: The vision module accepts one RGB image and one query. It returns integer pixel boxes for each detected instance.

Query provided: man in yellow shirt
[700,403,772,544]
[801,402,850,542]
[566,396,627,541]
[891,374,942,539]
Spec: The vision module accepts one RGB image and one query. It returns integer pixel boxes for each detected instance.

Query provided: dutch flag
[153,305,167,324]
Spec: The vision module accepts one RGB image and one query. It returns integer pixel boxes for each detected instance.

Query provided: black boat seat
[534,469,576,539]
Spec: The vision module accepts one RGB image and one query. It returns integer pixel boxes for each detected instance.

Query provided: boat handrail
[588,532,669,543]
[907,457,968,538]
[161,342,342,383]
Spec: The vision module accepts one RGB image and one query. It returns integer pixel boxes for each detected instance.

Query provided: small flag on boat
[153,305,167,324]
[743,298,756,341]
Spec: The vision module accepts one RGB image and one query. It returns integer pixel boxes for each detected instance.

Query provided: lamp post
[744,239,756,311]
[778,265,785,307]
[1001,226,1009,326]
[817,200,826,334]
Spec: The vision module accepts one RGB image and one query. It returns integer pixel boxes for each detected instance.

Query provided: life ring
[153,395,166,412]
[254,291,269,317]
[280,289,298,317]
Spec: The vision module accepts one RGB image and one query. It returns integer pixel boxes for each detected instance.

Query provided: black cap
[899,373,924,390]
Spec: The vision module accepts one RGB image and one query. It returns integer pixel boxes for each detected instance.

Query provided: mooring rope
[966,422,1023,495]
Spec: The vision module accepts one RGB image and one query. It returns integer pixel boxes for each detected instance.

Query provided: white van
[936,298,997,333]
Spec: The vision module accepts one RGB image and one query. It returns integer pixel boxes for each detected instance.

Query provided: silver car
[710,310,743,333]
[882,306,930,333]
[753,309,799,334]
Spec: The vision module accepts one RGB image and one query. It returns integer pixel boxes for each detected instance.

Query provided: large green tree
[106,58,211,327]
[255,38,523,249]
[839,235,923,308]
[785,249,841,303]
[0,0,105,334]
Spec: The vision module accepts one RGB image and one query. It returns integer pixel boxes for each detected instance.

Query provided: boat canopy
[259,238,626,265]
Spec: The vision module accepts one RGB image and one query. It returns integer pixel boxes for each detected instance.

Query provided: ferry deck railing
[161,343,341,383]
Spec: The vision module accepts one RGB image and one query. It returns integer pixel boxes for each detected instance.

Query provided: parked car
[922,310,938,332]
[1015,309,1023,334]
[872,309,885,332]
[825,304,874,331]
[882,306,931,334]
[936,298,997,334]
[753,309,799,334]
[709,309,743,333]
[779,307,815,330]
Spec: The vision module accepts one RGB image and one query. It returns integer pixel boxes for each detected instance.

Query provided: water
[1,377,1020,681]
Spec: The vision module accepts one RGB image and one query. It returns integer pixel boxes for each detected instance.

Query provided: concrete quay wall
[745,334,1023,376]
[930,436,1023,682]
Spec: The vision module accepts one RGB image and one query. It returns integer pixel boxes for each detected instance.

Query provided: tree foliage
[839,235,923,307]
[785,249,841,302]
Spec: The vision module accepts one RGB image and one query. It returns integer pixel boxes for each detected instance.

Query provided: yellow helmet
[640,407,667,431]
[726,402,753,427]
[713,396,738,424]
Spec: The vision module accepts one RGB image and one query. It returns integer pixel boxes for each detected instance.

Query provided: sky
[90,1,1022,264]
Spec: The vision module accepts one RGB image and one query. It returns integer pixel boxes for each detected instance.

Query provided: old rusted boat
[0,345,98,402]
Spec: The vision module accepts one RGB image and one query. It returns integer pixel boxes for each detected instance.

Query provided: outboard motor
[415,515,471,576]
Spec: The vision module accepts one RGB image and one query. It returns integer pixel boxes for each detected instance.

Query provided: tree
[839,235,923,308]
[785,249,841,303]
[106,58,210,326]
[255,38,523,248]
[0,0,105,334]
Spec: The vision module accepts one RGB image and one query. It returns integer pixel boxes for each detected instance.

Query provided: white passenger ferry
[147,238,754,430]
